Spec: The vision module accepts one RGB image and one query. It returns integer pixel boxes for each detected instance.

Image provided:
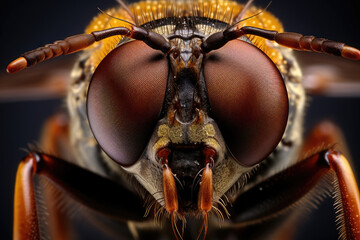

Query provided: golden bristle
[83,0,285,69]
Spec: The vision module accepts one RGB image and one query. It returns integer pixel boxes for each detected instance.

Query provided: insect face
[86,21,290,219]
[4,0,360,239]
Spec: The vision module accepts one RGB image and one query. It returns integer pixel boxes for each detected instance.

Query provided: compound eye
[87,41,168,167]
[204,40,288,166]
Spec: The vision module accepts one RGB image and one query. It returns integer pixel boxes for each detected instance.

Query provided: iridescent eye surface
[87,41,168,167]
[204,40,288,166]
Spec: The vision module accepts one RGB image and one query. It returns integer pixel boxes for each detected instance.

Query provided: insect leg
[39,111,73,160]
[14,154,40,240]
[228,122,360,239]
[326,150,360,239]
[13,152,147,239]
[37,112,77,239]
[229,149,332,224]
[201,26,360,60]
[301,121,351,159]
[7,26,171,73]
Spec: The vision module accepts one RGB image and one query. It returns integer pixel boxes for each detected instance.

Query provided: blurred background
[0,0,359,239]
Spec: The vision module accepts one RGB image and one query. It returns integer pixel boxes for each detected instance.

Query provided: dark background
[0,0,360,239]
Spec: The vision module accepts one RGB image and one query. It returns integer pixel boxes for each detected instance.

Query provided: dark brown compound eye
[87,41,168,167]
[204,40,288,166]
